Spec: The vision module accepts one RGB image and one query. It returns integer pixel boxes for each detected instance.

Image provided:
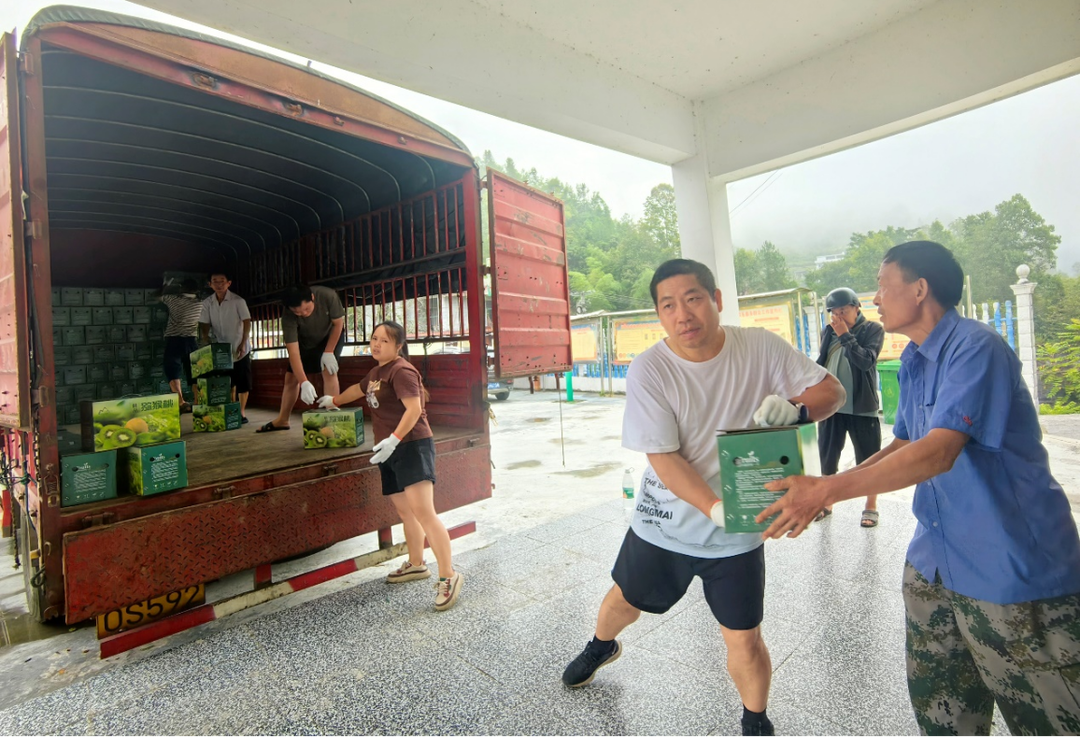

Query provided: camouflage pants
[903,562,1080,735]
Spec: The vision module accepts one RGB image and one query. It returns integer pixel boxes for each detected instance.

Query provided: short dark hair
[209,271,231,282]
[283,284,314,309]
[180,278,199,292]
[882,241,964,308]
[649,259,718,306]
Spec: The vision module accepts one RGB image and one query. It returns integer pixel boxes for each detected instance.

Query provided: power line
[729,170,783,218]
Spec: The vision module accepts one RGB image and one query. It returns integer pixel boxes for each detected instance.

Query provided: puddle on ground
[554,461,622,478]
[504,460,542,470]
[526,417,551,423]
[1,610,68,646]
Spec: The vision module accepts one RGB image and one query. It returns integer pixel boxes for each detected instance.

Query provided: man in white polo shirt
[199,271,252,423]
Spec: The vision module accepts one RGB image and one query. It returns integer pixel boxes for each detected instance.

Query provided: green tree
[641,184,680,260]
[734,248,763,295]
[1038,319,1080,413]
[951,194,1060,304]
[735,242,797,295]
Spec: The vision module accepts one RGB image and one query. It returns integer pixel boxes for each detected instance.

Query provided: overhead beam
[703,0,1080,180]
[125,0,696,163]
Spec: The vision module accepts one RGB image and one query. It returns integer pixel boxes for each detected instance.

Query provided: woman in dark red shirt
[319,321,462,611]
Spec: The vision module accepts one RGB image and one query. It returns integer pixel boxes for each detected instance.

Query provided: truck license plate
[96,584,205,638]
[487,382,500,390]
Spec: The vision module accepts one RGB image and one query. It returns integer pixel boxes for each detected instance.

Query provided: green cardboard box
[81,393,182,452]
[129,363,147,381]
[117,382,135,396]
[133,306,153,325]
[53,346,72,365]
[115,344,136,362]
[194,376,232,405]
[106,326,126,344]
[52,307,71,327]
[126,441,187,496]
[190,343,234,378]
[302,408,365,449]
[113,306,133,325]
[51,287,62,306]
[192,402,242,432]
[104,289,125,306]
[92,306,113,325]
[64,405,83,425]
[716,424,819,534]
[54,386,73,406]
[71,347,94,365]
[88,365,108,383]
[64,366,87,386]
[61,288,83,306]
[72,385,96,403]
[144,288,161,303]
[60,450,117,506]
[57,429,83,456]
[62,326,85,346]
[85,326,106,345]
[136,380,156,394]
[126,325,147,343]
[93,345,114,364]
[83,288,105,307]
[124,288,145,306]
[70,307,92,327]
[135,343,153,361]
[53,327,64,347]
[109,365,128,382]
[97,384,117,400]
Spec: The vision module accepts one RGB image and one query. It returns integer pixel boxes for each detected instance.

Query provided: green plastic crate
[60,450,117,507]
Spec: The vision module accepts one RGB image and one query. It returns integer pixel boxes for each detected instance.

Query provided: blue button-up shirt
[895,309,1080,605]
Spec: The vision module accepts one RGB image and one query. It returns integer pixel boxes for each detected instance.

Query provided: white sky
[4,0,1079,271]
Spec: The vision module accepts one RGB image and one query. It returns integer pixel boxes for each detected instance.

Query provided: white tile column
[1010,264,1038,401]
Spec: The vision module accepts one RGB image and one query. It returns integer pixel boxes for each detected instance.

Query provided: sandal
[861,510,879,528]
[256,421,290,433]
[814,508,833,523]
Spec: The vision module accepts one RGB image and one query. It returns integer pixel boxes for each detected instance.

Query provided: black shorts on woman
[379,437,436,495]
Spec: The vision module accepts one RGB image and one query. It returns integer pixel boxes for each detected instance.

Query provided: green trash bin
[877,360,902,425]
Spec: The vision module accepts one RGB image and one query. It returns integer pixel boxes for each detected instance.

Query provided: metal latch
[323,464,338,476]
[191,72,215,89]
[213,485,235,500]
[43,473,60,508]
[80,512,116,528]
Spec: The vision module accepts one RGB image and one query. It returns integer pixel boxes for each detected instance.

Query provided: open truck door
[486,170,571,379]
[0,32,30,429]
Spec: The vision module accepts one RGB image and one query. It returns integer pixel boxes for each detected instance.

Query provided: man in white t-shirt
[561,259,845,737]
[199,271,252,422]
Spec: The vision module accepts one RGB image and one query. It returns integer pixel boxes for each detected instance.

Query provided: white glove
[370,433,401,464]
[320,352,339,375]
[299,380,317,405]
[709,500,725,528]
[317,395,339,410]
[753,395,799,427]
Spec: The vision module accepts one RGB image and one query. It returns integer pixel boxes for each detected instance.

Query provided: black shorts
[287,333,345,376]
[231,354,252,394]
[163,336,198,382]
[611,528,765,630]
[379,437,436,495]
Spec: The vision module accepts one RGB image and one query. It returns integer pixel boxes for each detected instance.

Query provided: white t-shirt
[622,327,828,558]
[199,291,252,359]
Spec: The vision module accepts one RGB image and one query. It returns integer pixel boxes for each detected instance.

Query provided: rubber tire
[494,392,510,401]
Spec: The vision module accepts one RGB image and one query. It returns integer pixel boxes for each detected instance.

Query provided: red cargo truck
[1,7,571,632]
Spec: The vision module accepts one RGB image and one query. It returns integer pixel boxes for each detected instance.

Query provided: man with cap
[813,287,885,527]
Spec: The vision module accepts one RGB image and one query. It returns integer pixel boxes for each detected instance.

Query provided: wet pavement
[2,390,1076,734]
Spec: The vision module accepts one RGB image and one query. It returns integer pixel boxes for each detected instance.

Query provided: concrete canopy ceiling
[126,0,1080,177]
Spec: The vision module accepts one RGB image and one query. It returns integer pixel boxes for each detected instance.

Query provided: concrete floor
[2,390,1075,735]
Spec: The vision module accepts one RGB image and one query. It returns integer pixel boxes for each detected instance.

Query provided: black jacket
[816,314,884,415]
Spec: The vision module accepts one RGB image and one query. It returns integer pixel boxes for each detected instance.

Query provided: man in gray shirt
[256,283,346,432]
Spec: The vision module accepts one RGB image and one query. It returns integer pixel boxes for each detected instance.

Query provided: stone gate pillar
[1010,264,1038,401]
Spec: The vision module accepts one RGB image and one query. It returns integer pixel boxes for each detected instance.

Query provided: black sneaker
[561,639,622,688]
[741,716,775,736]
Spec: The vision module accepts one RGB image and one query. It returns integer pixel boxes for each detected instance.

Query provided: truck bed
[64,407,477,491]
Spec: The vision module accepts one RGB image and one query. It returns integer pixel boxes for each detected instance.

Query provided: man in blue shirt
[757,241,1080,735]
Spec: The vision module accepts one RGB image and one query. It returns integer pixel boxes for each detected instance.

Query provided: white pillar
[671,153,739,325]
[1010,264,1038,401]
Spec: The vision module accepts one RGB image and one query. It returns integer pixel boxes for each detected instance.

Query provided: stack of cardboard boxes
[52,287,193,428]
[60,394,189,506]
[190,344,242,432]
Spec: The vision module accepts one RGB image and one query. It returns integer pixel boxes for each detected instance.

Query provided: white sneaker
[434,571,463,611]
[386,560,430,583]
